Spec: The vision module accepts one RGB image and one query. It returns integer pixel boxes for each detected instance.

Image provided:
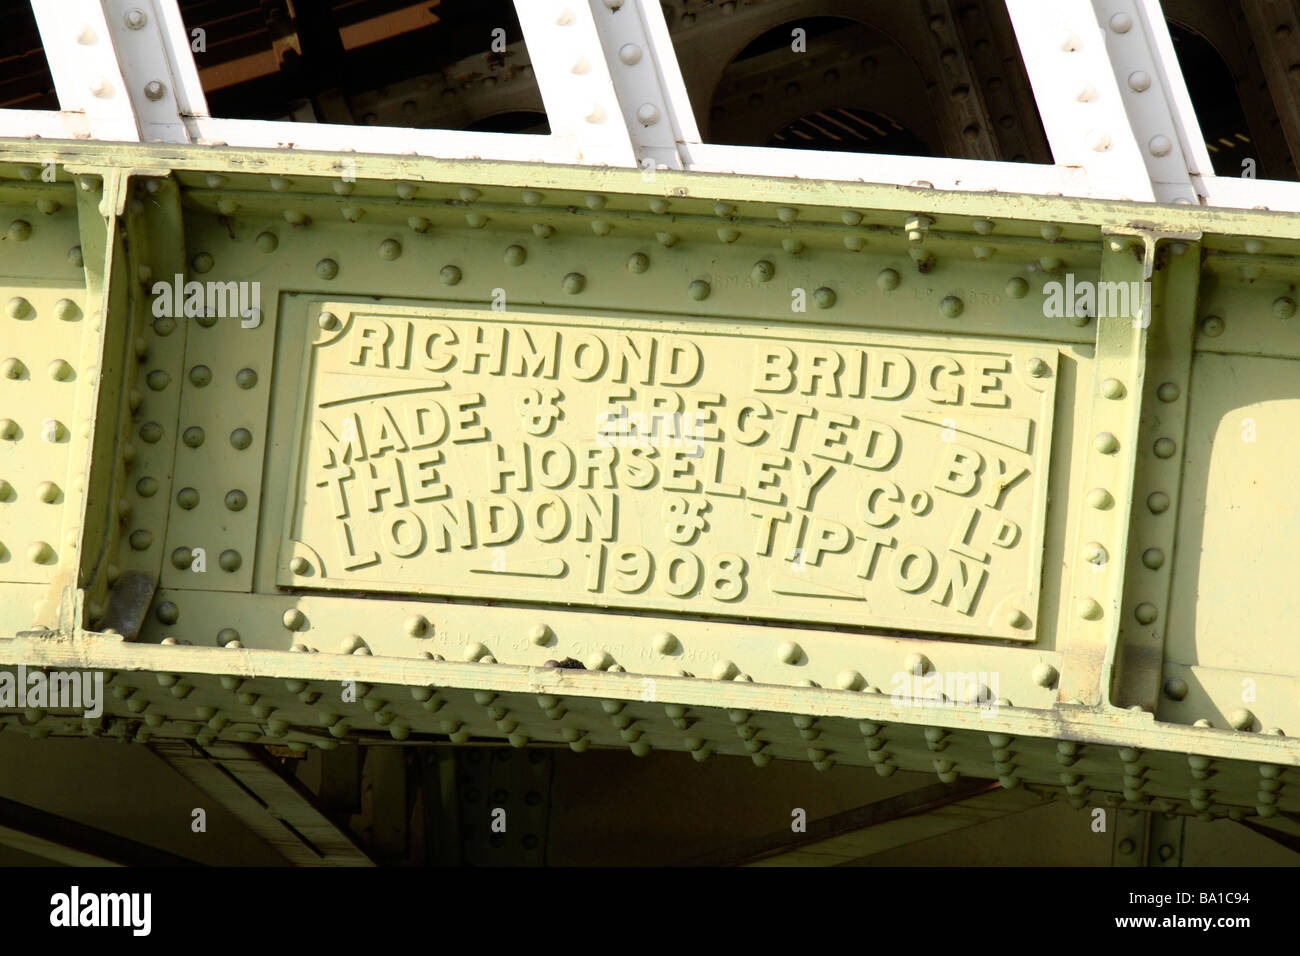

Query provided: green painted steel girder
[0,140,1297,825]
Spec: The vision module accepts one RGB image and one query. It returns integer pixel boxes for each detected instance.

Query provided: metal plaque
[280,305,1056,641]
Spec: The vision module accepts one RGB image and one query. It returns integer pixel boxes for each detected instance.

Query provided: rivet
[1142,548,1164,569]
[282,608,305,630]
[283,209,308,226]
[464,642,488,661]
[782,238,804,254]
[1086,488,1113,510]
[713,202,735,218]
[627,252,650,274]
[6,297,30,318]
[1085,129,1111,152]
[36,481,59,504]
[652,631,677,653]
[236,368,257,389]
[1272,296,1296,319]
[396,183,417,200]
[439,265,462,286]
[340,634,366,654]
[7,220,31,241]
[1033,662,1058,687]
[268,176,290,192]
[939,295,964,318]
[219,549,241,572]
[562,272,586,294]
[408,217,432,233]
[1229,709,1255,731]
[1077,598,1103,621]
[752,259,775,282]
[49,359,73,381]
[521,189,543,205]
[182,426,204,448]
[128,530,152,551]
[1093,432,1118,454]
[713,659,738,680]
[1200,316,1224,336]
[465,213,487,228]
[1153,437,1176,458]
[28,541,54,564]
[225,489,247,511]
[636,103,660,126]
[316,259,339,280]
[174,486,198,509]
[1100,378,1126,399]
[716,226,739,243]
[688,280,710,301]
[1082,541,1108,567]
[1147,491,1170,514]
[655,231,678,247]
[904,652,932,676]
[1128,71,1151,92]
[1134,603,1158,624]
[836,669,865,691]
[459,187,481,203]
[813,287,836,309]
[378,239,402,261]
[529,623,553,645]
[405,615,430,637]
[1148,135,1172,157]
[318,311,340,331]
[54,299,80,321]
[648,198,669,214]
[1005,277,1029,298]
[777,641,802,664]
[1,358,25,379]
[505,244,527,266]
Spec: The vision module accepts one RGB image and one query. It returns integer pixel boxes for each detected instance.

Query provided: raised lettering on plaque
[279,306,1056,641]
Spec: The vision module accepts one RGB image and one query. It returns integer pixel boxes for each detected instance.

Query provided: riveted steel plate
[277,302,1056,641]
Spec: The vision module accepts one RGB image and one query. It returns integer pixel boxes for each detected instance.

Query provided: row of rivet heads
[0,285,89,572]
[89,666,805,759]
[179,177,1088,254]
[108,223,192,599]
[145,250,267,583]
[0,220,92,592]
[233,236,1095,334]
[1162,666,1292,740]
[142,600,1059,706]
[1067,238,1150,635]
[1123,257,1192,715]
[13,666,1295,812]
[179,186,1091,262]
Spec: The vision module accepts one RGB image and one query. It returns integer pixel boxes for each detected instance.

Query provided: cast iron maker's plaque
[281,306,1056,641]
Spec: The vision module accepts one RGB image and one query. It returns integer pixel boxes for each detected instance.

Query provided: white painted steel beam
[17,0,1300,215]
[513,1,639,166]
[1005,0,1206,204]
[0,110,92,140]
[31,0,141,141]
[182,118,580,165]
[101,0,210,143]
[681,142,1093,197]
[587,0,702,171]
